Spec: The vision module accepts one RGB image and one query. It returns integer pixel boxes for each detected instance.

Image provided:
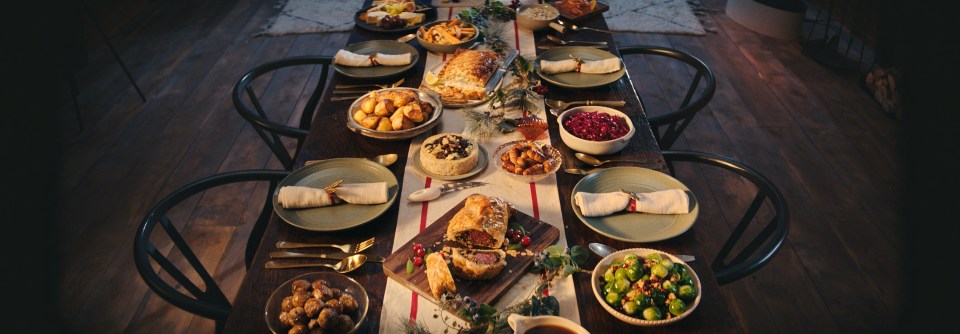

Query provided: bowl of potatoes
[347,87,443,140]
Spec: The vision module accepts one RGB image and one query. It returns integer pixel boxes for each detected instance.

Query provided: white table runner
[379,3,581,332]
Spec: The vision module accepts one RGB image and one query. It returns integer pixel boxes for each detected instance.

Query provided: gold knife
[270,251,385,263]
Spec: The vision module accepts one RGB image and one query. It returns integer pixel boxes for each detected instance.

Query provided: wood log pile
[865,67,900,119]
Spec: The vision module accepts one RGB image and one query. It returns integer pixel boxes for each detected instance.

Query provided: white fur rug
[256,0,705,36]
[257,0,365,36]
[603,0,706,35]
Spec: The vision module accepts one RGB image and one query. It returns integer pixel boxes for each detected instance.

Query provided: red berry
[415,247,426,257]
[521,236,531,246]
[510,235,522,243]
[413,243,422,251]
[414,256,423,266]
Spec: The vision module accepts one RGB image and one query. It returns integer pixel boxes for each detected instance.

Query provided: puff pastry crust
[424,252,456,299]
[450,248,506,280]
[430,49,498,101]
[445,194,510,248]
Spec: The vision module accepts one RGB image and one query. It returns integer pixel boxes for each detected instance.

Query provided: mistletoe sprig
[400,245,589,334]
[491,56,548,116]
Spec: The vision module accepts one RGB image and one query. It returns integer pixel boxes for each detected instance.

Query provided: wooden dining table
[223,1,739,333]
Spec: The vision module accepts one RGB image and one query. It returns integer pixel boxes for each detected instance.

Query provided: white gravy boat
[507,314,590,334]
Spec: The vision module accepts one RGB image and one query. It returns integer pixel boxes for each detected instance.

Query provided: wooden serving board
[383,194,560,307]
[551,1,610,23]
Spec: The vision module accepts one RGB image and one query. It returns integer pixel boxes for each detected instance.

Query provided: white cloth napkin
[334,49,412,67]
[540,57,621,74]
[335,49,374,67]
[277,182,388,209]
[573,189,689,217]
[373,53,412,66]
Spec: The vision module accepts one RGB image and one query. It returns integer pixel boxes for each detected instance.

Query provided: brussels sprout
[635,295,653,308]
[668,299,686,316]
[626,266,642,281]
[660,259,674,270]
[650,264,669,279]
[642,306,664,320]
[623,254,639,264]
[640,274,650,282]
[678,285,697,301]
[615,268,629,281]
[622,299,641,315]
[662,280,678,294]
[645,253,663,262]
[679,273,695,286]
[671,263,687,276]
[604,268,615,282]
[604,281,615,294]
[615,278,632,294]
[605,291,621,306]
[650,289,667,306]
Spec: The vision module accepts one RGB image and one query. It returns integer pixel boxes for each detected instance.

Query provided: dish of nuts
[276,278,361,334]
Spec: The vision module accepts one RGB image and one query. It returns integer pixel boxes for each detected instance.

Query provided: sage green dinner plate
[571,167,699,242]
[534,46,625,89]
[410,146,488,181]
[273,158,399,231]
[333,40,420,80]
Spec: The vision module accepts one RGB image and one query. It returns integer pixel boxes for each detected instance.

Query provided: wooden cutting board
[383,194,560,307]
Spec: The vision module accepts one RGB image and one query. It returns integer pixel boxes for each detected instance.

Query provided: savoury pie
[445,194,510,249]
[419,133,479,176]
[449,247,506,280]
[424,48,498,101]
[424,252,456,299]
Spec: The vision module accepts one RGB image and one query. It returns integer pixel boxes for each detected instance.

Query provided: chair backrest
[133,170,289,332]
[232,56,333,169]
[619,46,716,150]
[661,150,788,285]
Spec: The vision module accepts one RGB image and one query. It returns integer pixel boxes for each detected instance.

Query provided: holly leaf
[543,296,560,315]
[570,245,589,265]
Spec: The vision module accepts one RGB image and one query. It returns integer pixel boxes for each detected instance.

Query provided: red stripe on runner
[410,112,444,321]
[529,182,540,219]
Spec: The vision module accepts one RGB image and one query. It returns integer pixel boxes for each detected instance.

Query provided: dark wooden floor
[31,0,923,332]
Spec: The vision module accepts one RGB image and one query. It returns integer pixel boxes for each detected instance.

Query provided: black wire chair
[232,56,333,170]
[619,45,716,150]
[133,170,288,333]
[662,150,789,285]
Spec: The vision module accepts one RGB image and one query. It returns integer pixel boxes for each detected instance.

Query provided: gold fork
[334,78,404,90]
[275,237,376,253]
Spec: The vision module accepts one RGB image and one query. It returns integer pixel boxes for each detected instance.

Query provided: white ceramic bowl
[591,248,702,326]
[558,106,635,155]
[492,140,562,183]
[516,4,560,31]
[507,314,589,334]
[346,87,443,141]
[417,20,480,54]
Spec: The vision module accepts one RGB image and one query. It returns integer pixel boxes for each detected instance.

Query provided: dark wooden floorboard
[51,0,907,333]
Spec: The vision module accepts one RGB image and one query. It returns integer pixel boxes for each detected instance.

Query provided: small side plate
[411,146,488,181]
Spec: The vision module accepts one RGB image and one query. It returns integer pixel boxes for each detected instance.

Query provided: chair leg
[67,73,84,131]
[81,0,147,102]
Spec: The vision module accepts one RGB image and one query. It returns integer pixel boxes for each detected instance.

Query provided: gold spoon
[545,34,608,46]
[574,152,659,167]
[396,33,416,43]
[305,153,398,167]
[264,253,367,271]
